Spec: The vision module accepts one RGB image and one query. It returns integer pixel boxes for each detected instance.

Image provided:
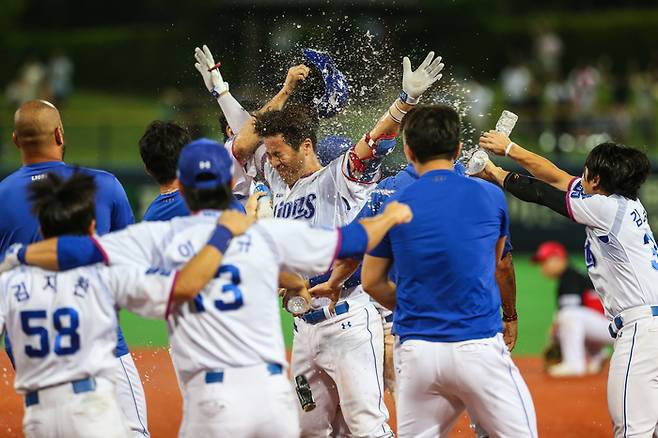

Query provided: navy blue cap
[316,135,353,166]
[303,48,349,119]
[177,138,233,189]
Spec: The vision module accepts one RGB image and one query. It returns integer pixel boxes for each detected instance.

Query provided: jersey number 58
[20,307,80,358]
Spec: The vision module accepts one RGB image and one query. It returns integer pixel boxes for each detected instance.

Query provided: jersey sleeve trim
[165,270,180,319]
[565,177,580,222]
[90,236,110,265]
[340,153,379,185]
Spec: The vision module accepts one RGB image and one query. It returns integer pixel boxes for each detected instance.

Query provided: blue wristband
[207,225,233,254]
[17,245,26,264]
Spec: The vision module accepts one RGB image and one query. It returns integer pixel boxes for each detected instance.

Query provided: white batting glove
[0,243,24,273]
[401,51,444,104]
[194,44,229,97]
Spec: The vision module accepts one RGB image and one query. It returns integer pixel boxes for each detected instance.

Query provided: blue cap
[177,138,233,189]
[316,135,353,166]
[303,48,349,119]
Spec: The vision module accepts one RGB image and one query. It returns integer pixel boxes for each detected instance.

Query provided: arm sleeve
[334,152,377,202]
[564,178,615,230]
[255,219,342,277]
[503,172,570,218]
[217,93,252,134]
[107,266,177,319]
[96,222,170,266]
[109,177,135,231]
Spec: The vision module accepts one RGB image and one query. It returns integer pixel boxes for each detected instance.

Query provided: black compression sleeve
[503,172,569,218]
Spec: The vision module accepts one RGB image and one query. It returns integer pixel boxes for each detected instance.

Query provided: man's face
[581,167,599,195]
[264,134,305,186]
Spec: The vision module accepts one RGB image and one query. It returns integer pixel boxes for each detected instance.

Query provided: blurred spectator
[5,58,47,107]
[465,80,494,131]
[570,64,601,132]
[48,52,74,107]
[534,28,563,78]
[533,242,612,378]
[630,70,656,145]
[500,61,532,106]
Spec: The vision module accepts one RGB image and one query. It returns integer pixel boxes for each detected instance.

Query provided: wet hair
[254,105,319,151]
[139,121,191,185]
[182,182,233,212]
[584,142,651,199]
[29,172,97,239]
[401,105,461,163]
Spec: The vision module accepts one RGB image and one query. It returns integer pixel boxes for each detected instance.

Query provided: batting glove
[401,51,444,104]
[0,243,25,273]
[194,44,229,97]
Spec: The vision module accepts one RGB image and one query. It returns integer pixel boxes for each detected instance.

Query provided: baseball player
[362,105,537,437]
[479,131,658,437]
[3,139,413,437]
[0,171,247,438]
[194,44,444,436]
[532,241,612,377]
[138,120,247,220]
[310,160,519,404]
[0,100,149,437]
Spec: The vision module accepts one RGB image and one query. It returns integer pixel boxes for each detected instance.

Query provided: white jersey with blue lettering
[91,211,340,384]
[566,178,658,317]
[265,153,374,227]
[0,264,174,393]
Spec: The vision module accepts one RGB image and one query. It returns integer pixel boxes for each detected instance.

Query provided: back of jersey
[0,266,118,393]
[96,212,340,385]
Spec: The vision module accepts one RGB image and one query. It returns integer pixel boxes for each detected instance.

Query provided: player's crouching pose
[479,132,658,438]
[0,172,247,438]
[1,140,413,437]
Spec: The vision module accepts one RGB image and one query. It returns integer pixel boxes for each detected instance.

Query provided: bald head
[14,100,64,150]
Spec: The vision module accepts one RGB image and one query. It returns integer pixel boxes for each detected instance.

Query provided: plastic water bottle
[466,110,519,175]
[254,183,273,219]
[286,295,310,315]
[495,110,518,136]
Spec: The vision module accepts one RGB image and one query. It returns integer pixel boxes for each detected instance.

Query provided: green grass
[118,254,584,356]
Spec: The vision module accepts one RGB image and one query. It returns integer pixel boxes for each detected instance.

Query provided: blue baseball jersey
[143,191,190,221]
[370,169,510,343]
[143,189,245,222]
[0,161,134,357]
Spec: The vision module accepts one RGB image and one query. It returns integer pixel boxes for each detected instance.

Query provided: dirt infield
[0,349,612,437]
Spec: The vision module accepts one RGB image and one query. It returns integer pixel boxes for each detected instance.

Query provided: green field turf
[118,254,584,356]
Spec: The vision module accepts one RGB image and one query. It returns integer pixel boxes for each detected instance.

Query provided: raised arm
[194,44,309,163]
[348,52,444,176]
[479,130,575,191]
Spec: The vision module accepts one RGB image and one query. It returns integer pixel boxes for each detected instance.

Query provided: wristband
[399,90,419,105]
[388,101,407,124]
[502,311,518,322]
[504,142,514,157]
[207,225,233,254]
[210,83,229,99]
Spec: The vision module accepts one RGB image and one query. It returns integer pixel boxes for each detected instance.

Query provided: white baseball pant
[115,354,149,437]
[556,306,613,374]
[292,297,392,438]
[607,307,658,438]
[178,362,299,438]
[396,334,537,438]
[23,377,129,438]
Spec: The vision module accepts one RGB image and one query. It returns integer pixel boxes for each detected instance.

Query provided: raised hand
[402,51,445,101]
[479,130,512,156]
[194,44,229,96]
[283,64,311,95]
